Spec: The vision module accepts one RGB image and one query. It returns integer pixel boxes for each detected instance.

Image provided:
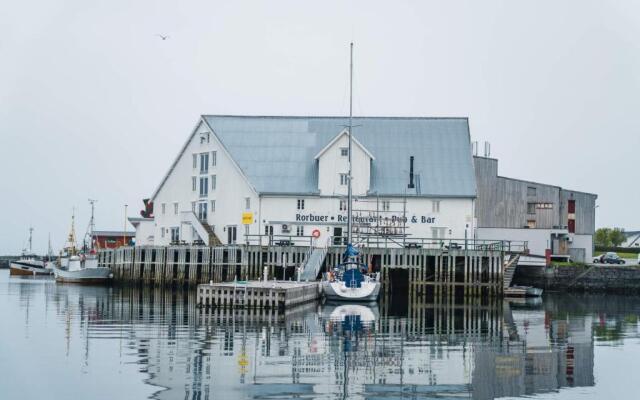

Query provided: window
[431,227,446,239]
[227,226,237,244]
[170,227,180,242]
[527,220,536,229]
[211,151,217,167]
[191,201,196,212]
[161,203,166,215]
[245,197,251,210]
[161,227,165,238]
[200,153,209,174]
[173,202,178,215]
[210,200,216,212]
[340,174,348,186]
[527,202,536,214]
[432,201,440,213]
[192,154,197,169]
[265,225,273,236]
[339,199,347,211]
[192,176,197,191]
[297,199,305,210]
[527,186,537,196]
[296,226,304,236]
[340,147,349,157]
[211,175,216,190]
[382,200,390,211]
[197,202,208,220]
[199,176,209,198]
[200,132,209,144]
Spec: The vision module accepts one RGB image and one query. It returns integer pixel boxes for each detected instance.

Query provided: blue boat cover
[342,269,364,288]
[344,244,359,258]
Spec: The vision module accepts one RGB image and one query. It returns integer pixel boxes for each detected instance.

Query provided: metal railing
[243,233,527,253]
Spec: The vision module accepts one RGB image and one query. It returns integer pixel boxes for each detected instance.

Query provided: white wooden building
[133,115,477,247]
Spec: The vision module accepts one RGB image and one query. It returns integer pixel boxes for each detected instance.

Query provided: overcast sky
[1,0,639,254]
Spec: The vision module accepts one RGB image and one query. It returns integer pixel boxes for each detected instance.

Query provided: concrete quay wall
[515,264,640,293]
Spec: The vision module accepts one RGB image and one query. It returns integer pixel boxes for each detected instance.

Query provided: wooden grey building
[474,156,597,262]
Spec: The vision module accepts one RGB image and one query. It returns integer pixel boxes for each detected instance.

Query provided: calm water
[1,270,640,399]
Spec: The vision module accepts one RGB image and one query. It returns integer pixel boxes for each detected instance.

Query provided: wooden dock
[197,280,320,309]
[97,239,528,298]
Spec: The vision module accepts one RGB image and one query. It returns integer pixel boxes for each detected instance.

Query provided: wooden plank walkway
[197,280,320,309]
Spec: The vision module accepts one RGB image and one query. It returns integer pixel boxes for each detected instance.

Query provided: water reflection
[2,271,640,399]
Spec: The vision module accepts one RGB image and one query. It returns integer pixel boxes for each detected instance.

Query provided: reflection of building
[45,285,598,400]
[472,303,594,399]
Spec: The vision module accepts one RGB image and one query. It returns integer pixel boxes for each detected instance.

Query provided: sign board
[242,212,253,225]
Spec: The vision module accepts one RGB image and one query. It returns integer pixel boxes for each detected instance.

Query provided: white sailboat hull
[54,266,112,283]
[322,280,380,302]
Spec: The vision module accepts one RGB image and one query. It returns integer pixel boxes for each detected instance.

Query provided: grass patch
[552,261,587,267]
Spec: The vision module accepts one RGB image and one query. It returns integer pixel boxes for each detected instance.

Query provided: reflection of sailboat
[327,303,379,326]
[321,302,379,337]
[9,227,53,276]
[54,200,112,283]
[321,43,380,302]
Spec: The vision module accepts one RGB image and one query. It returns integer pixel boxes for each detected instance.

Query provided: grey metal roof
[202,115,476,197]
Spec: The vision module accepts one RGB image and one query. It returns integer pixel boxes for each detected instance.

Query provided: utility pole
[123,204,128,247]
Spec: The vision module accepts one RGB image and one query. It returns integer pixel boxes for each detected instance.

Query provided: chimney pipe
[408,156,415,189]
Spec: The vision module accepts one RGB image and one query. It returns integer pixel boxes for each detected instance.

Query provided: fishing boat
[321,43,381,302]
[54,200,112,284]
[9,228,53,276]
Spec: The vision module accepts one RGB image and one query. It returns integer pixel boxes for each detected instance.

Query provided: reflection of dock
[45,284,594,400]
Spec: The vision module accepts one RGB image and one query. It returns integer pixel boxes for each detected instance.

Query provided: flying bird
[156,34,169,40]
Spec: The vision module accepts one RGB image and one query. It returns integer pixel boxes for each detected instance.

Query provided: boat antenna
[347,42,354,246]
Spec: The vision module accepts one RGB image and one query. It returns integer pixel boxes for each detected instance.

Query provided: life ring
[312,229,321,238]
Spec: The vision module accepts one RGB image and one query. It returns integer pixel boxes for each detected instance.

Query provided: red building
[92,231,135,249]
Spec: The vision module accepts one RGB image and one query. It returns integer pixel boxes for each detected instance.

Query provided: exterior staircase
[201,222,222,246]
[299,236,330,281]
[502,254,520,290]
[180,211,222,246]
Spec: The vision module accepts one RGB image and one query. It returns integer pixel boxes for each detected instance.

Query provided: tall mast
[88,199,97,249]
[69,208,76,247]
[347,42,354,245]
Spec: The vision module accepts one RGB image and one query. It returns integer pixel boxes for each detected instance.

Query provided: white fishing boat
[9,228,53,276]
[321,43,380,302]
[54,200,112,284]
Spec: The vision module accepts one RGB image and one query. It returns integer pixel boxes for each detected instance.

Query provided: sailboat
[322,43,381,302]
[54,200,113,283]
[9,227,53,276]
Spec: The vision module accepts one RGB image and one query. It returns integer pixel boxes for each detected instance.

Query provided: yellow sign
[242,212,253,225]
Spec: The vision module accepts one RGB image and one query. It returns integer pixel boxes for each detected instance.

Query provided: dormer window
[340,147,349,157]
